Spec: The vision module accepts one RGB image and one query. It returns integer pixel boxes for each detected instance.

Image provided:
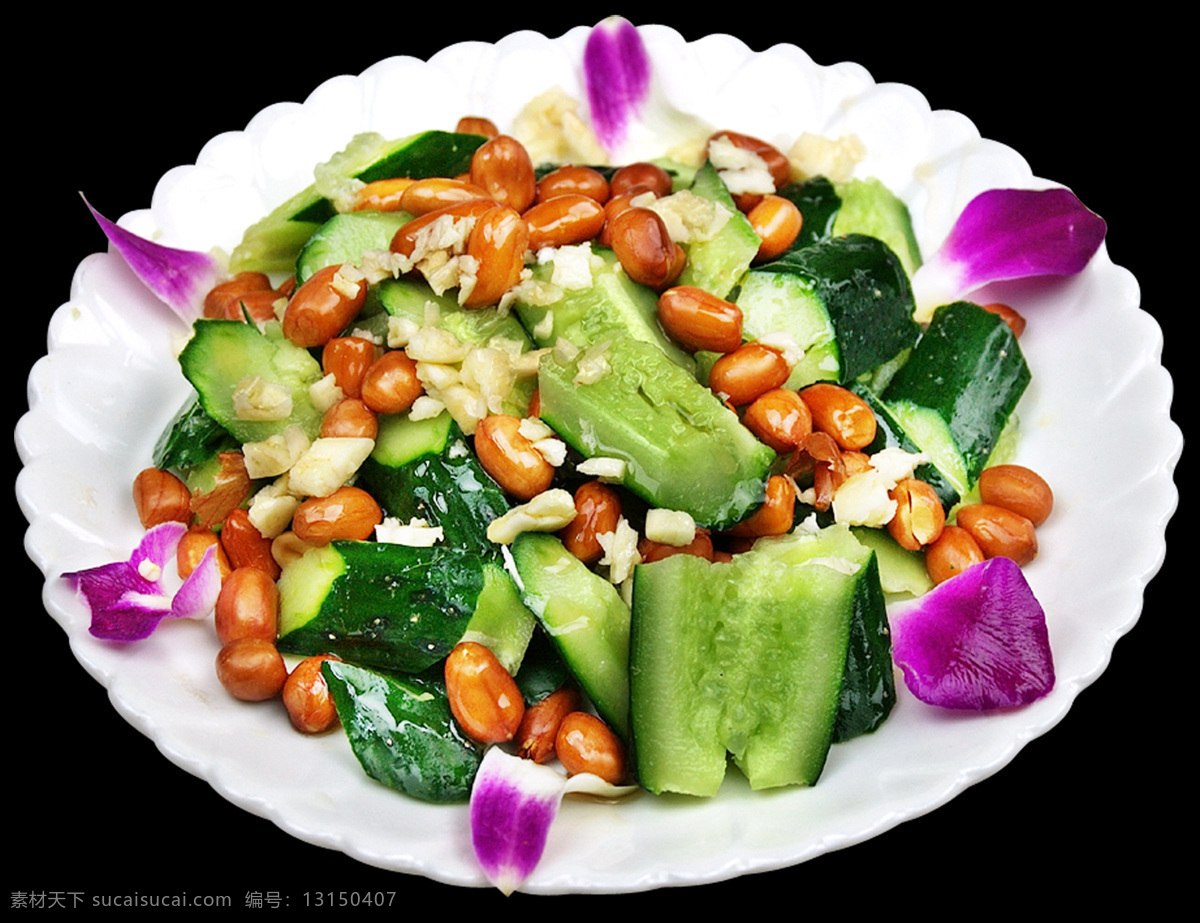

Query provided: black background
[11,10,1184,910]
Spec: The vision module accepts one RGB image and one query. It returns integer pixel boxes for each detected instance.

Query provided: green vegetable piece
[675,161,760,299]
[832,549,896,742]
[510,533,631,740]
[513,248,694,372]
[883,301,1031,494]
[630,524,876,795]
[778,176,841,251]
[832,177,923,277]
[277,540,490,674]
[537,336,774,531]
[295,211,411,284]
[747,234,920,386]
[177,319,326,444]
[152,392,236,472]
[321,660,482,804]
[356,411,511,554]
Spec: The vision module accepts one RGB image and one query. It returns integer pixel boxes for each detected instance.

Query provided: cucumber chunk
[295,210,411,284]
[630,524,877,795]
[356,411,511,554]
[741,234,920,387]
[882,301,1030,494]
[513,248,694,371]
[177,320,326,444]
[537,336,774,531]
[278,540,498,674]
[322,661,482,804]
[675,161,760,299]
[510,533,631,740]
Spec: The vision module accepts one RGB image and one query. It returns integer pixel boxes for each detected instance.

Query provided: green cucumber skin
[883,301,1031,487]
[152,393,237,473]
[756,234,920,383]
[322,661,482,804]
[831,551,896,742]
[778,176,841,252]
[538,337,774,531]
[356,413,510,555]
[278,541,488,674]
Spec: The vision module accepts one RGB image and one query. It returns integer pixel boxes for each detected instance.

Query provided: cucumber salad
[56,20,1110,892]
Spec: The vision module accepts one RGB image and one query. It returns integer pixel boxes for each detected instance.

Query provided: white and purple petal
[172,545,222,620]
[470,747,567,894]
[890,556,1055,710]
[84,195,220,323]
[583,16,652,157]
[913,187,1106,318]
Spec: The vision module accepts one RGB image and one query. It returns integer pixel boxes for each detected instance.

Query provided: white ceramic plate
[16,23,1179,896]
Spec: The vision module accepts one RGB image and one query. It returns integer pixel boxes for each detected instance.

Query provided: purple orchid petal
[584,17,652,156]
[172,545,222,620]
[83,194,220,322]
[916,187,1106,309]
[62,522,212,642]
[890,556,1055,710]
[470,747,567,894]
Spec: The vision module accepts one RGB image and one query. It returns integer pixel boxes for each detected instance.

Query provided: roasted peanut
[469,134,537,213]
[360,350,423,416]
[221,508,280,578]
[389,198,496,259]
[399,177,492,216]
[842,451,873,477]
[444,641,525,744]
[742,388,812,454]
[955,503,1038,566]
[747,194,803,262]
[282,264,368,348]
[610,161,673,199]
[786,431,847,511]
[523,194,607,250]
[981,302,1027,338]
[887,478,946,551]
[351,177,416,212]
[291,486,383,545]
[657,286,743,354]
[322,336,377,399]
[608,207,681,289]
[177,527,231,581]
[708,131,791,190]
[709,342,791,406]
[800,383,877,450]
[203,272,273,319]
[924,524,986,585]
[215,637,287,702]
[132,467,193,528]
[559,481,623,565]
[536,164,610,204]
[473,414,555,500]
[189,452,253,531]
[978,464,1053,526]
[598,191,647,247]
[456,116,500,138]
[283,654,342,734]
[462,204,530,308]
[555,712,628,784]
[727,475,796,538]
[517,686,582,763]
[214,566,279,645]
[320,398,378,440]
